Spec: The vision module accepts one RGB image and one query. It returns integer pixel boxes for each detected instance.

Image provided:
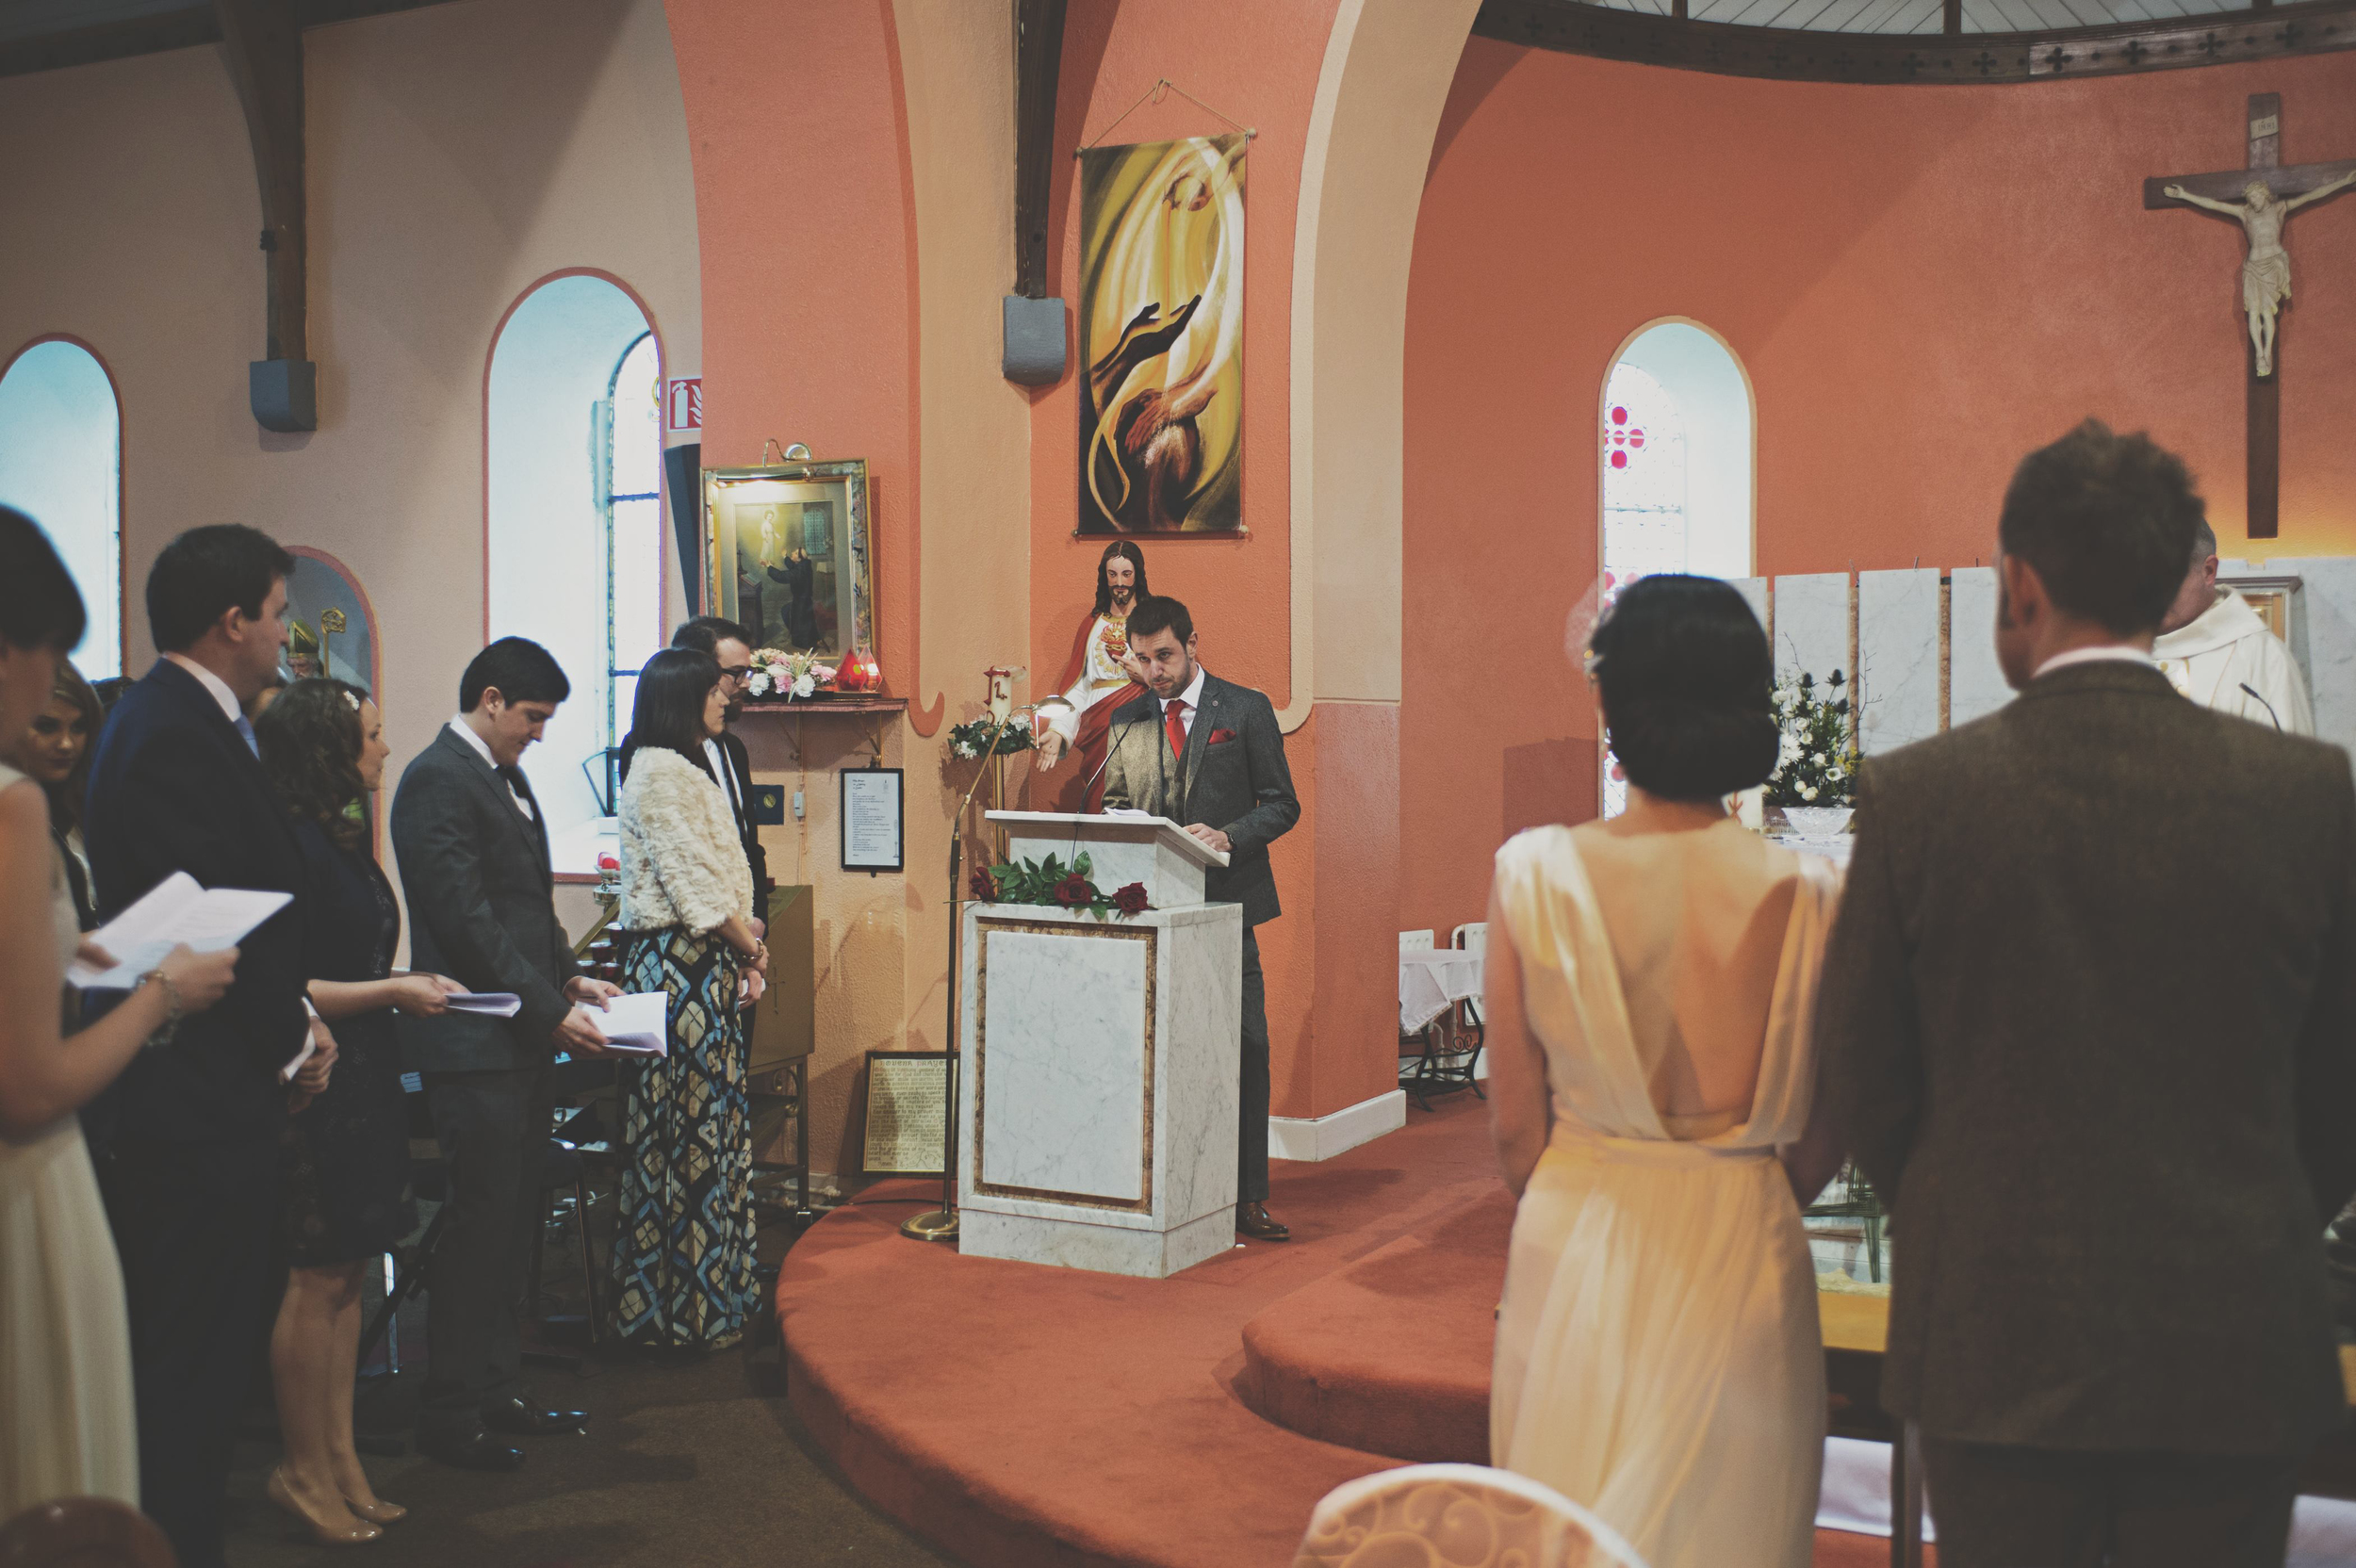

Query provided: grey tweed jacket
[1818,660,2356,1454]
[1100,672,1299,927]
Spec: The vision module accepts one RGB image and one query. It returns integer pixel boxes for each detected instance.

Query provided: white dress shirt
[704,737,743,816]
[163,652,243,723]
[1158,662,1209,738]
[2031,645,2154,680]
[447,717,534,818]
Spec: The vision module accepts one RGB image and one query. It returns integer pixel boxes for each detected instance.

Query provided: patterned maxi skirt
[611,925,757,1348]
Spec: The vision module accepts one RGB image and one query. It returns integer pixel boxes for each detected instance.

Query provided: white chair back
[1292,1463,1649,1568]
[1451,922,1487,956]
[1399,929,1434,953]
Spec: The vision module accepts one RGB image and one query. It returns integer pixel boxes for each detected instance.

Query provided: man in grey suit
[391,637,620,1470]
[1101,596,1301,1240]
[1819,420,2356,1568]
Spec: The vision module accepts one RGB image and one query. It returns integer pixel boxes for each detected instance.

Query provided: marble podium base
[957,900,1242,1280]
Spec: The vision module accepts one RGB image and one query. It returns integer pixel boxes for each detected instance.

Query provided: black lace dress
[281,819,414,1266]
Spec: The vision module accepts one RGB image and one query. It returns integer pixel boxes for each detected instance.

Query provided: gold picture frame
[704,459,875,659]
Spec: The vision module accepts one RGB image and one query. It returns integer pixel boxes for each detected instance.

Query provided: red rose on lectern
[1110,882,1150,915]
[1054,874,1094,906]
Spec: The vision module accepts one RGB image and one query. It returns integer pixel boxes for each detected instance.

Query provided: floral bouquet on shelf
[1764,669,1858,808]
[948,714,1037,760]
[745,647,837,701]
[969,851,1149,919]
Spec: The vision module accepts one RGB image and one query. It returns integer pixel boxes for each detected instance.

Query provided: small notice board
[841,766,904,874]
[861,1051,949,1175]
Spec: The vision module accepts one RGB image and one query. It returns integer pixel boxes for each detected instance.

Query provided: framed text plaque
[841,766,904,874]
[861,1051,949,1176]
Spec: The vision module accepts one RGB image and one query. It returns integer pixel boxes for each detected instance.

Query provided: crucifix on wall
[2146,93,2355,540]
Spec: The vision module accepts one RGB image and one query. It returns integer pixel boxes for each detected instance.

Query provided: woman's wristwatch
[139,967,186,1047]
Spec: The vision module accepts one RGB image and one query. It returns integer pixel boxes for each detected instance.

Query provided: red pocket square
[1207,727,1238,745]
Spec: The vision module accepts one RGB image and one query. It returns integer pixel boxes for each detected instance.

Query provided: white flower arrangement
[745,647,836,701]
[1765,669,1859,808]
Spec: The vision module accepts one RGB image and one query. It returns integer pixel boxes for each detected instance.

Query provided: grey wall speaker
[1003,295,1067,385]
[250,359,318,433]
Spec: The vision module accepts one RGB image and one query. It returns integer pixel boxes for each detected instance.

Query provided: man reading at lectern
[1100,596,1300,1241]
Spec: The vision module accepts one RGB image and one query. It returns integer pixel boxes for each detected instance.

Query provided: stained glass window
[1600,364,1689,819]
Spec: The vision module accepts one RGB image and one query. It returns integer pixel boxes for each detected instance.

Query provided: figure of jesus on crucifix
[2162,169,2356,377]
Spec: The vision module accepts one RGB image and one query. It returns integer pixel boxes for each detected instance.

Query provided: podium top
[985,810,1230,870]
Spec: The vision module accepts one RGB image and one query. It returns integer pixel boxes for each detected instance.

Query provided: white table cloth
[1399,950,1482,1034]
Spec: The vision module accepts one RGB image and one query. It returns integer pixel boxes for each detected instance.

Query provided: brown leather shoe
[1237,1201,1290,1241]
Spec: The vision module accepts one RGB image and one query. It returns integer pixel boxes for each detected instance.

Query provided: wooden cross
[2145,94,2356,539]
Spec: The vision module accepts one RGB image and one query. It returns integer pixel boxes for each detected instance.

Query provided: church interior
[4,0,2355,1564]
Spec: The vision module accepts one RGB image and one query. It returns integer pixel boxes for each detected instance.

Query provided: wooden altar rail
[1820,1288,2356,1568]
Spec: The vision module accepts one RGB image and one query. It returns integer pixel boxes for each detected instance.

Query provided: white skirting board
[1268,1088,1407,1163]
[1816,1436,2356,1563]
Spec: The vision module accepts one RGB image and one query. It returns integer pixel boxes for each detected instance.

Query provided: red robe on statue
[1040,611,1146,813]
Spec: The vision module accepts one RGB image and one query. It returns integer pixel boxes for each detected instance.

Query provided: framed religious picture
[841,766,904,874]
[861,1051,949,1175]
[704,458,875,660]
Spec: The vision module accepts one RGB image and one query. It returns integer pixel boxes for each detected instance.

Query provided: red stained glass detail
[1609,450,1628,468]
[1610,405,1628,425]
[1602,404,1647,468]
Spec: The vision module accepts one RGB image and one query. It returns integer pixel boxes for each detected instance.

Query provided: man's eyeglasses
[720,665,754,683]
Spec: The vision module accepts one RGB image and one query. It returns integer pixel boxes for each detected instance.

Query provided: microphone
[2239,682,2283,730]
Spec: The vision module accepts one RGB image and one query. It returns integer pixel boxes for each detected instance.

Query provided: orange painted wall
[1403,42,2356,939]
[1022,0,1359,1119]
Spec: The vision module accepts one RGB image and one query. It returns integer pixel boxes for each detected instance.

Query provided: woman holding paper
[611,648,767,1349]
[255,678,461,1541]
[0,511,237,1518]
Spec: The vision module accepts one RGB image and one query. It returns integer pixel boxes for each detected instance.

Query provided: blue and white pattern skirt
[610,925,757,1348]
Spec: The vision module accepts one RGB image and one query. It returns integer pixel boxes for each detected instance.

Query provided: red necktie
[1164,697,1189,761]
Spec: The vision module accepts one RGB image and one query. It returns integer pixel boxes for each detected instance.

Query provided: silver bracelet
[139,968,185,1047]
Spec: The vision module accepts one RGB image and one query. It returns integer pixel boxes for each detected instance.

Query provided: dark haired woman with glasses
[610,647,767,1349]
[256,678,463,1543]
[0,510,237,1519]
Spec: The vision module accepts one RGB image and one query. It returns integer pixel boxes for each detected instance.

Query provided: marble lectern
[957,811,1243,1278]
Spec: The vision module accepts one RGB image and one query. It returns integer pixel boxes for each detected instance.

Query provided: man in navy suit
[84,524,334,1568]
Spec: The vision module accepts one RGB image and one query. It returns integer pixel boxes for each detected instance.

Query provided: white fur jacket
[617,745,754,938]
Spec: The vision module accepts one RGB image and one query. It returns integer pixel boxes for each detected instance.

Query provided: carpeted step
[1238,1187,1512,1462]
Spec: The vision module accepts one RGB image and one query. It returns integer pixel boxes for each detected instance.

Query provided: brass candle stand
[901,698,1034,1243]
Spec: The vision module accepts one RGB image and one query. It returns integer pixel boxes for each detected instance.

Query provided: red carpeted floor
[778,1092,1903,1568]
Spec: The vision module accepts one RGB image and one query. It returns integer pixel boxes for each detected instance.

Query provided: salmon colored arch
[477,267,668,645]
[0,332,127,678]
[1594,316,1759,583]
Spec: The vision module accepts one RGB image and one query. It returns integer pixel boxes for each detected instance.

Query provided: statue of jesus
[2163,171,2356,377]
[1033,541,1152,809]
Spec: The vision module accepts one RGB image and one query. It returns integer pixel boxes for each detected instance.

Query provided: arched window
[0,339,122,678]
[485,275,665,848]
[1598,320,1754,817]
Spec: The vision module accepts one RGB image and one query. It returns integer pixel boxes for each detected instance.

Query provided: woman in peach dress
[1484,575,1846,1568]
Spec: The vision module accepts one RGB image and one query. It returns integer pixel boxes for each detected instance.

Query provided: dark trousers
[1239,925,1270,1203]
[102,1135,281,1568]
[1922,1438,2304,1568]
[420,1063,551,1434]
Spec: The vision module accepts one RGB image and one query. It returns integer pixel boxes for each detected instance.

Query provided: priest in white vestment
[2151,519,2313,735]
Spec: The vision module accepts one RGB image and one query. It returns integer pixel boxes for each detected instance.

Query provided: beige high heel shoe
[342,1495,407,1527]
[267,1466,384,1545]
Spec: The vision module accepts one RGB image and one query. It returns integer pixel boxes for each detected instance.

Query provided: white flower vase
[1780,806,1854,838]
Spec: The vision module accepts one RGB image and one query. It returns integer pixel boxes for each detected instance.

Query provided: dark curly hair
[257,677,371,849]
[1590,575,1778,804]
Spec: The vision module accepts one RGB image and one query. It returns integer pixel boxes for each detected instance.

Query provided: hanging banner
[1076,134,1246,534]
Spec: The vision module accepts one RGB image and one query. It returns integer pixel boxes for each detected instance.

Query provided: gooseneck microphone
[2239,682,2283,731]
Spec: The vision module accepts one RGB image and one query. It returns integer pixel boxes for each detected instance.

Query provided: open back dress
[1488,822,1839,1568]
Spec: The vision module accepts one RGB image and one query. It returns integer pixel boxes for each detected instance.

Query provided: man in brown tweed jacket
[1818,420,2356,1568]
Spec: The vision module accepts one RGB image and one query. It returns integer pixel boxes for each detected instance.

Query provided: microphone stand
[902,702,1030,1243]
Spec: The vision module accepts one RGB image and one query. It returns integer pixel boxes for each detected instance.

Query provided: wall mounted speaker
[250,359,318,433]
[1002,295,1067,385]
